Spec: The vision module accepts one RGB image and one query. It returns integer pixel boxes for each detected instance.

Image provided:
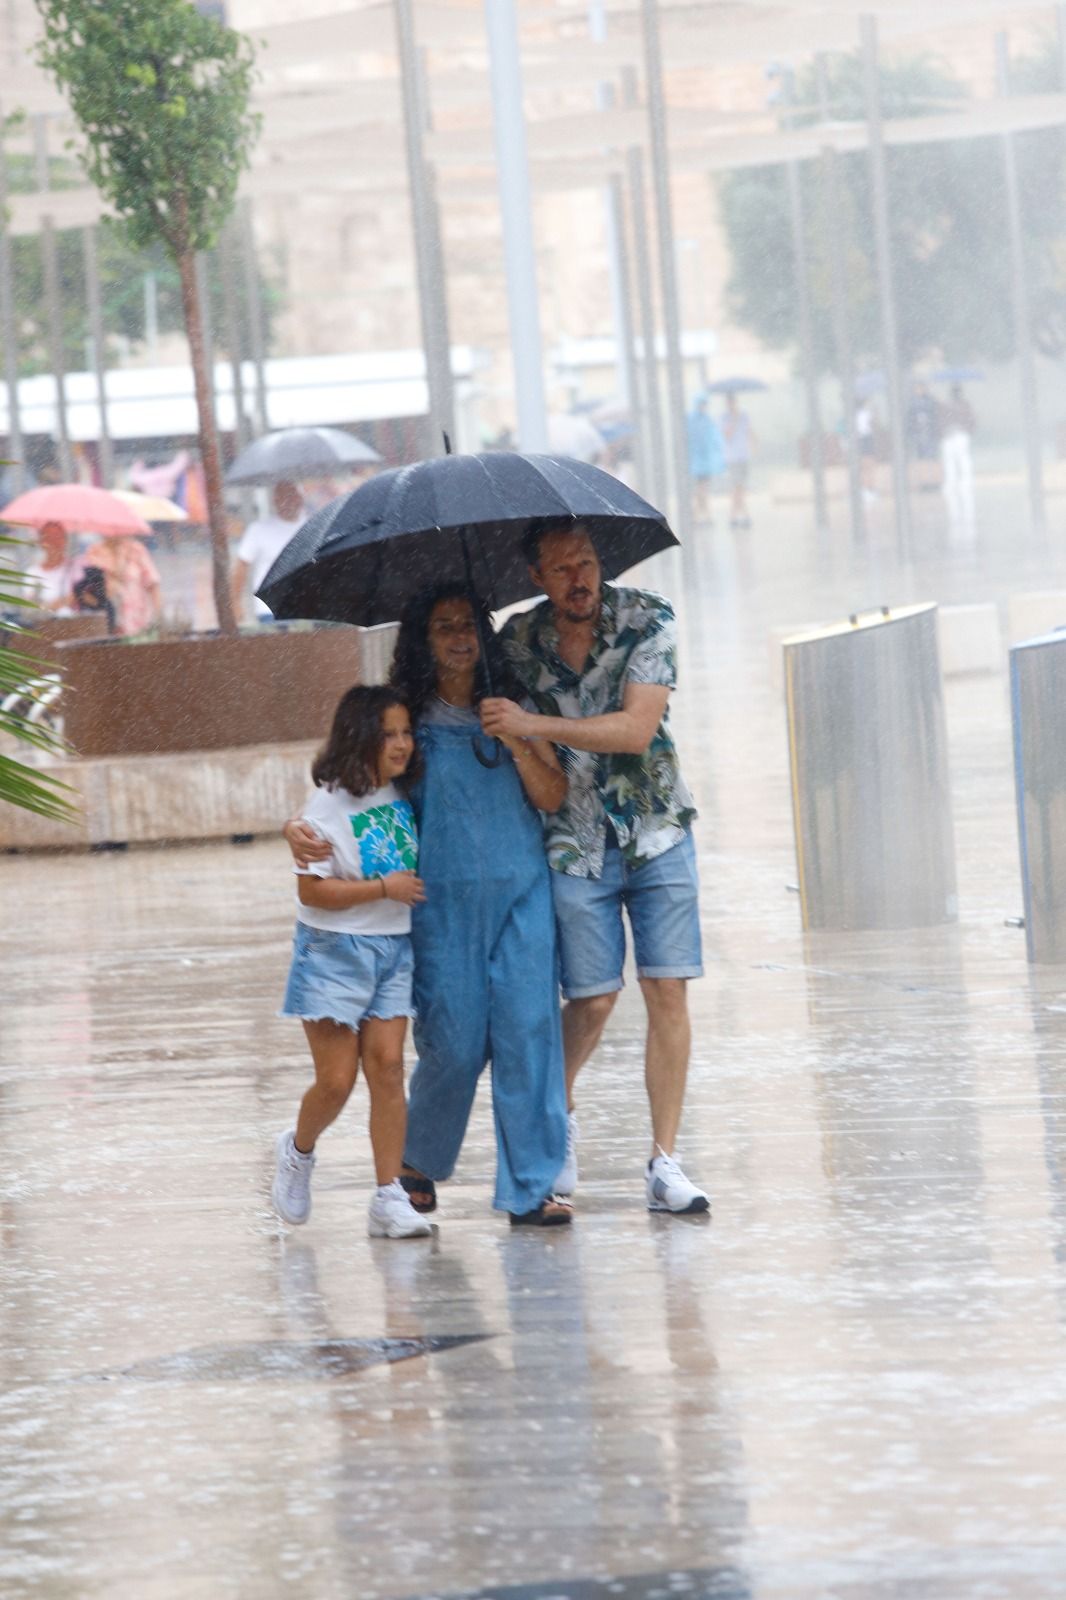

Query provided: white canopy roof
[0,3,1058,228]
[0,346,488,442]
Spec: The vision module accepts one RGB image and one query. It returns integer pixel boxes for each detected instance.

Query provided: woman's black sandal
[509,1196,573,1228]
[400,1173,437,1214]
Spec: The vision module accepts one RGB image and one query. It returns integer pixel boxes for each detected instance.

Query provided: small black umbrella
[703,376,768,395]
[257,450,676,628]
[225,426,381,487]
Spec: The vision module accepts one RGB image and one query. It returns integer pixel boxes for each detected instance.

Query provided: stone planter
[57,626,365,760]
[3,614,107,669]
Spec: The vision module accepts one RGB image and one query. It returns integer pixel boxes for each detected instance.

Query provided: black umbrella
[258,450,677,768]
[225,426,381,487]
[703,376,768,395]
[257,450,676,627]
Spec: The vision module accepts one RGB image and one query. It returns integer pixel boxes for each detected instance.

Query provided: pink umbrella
[2,484,151,536]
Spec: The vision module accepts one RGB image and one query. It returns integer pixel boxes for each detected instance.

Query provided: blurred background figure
[686,395,723,525]
[81,527,162,637]
[906,382,942,491]
[231,480,306,624]
[940,383,977,532]
[721,391,755,529]
[24,521,84,615]
[128,450,190,508]
[855,394,879,502]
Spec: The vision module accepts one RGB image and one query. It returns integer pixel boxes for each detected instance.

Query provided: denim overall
[403,721,568,1214]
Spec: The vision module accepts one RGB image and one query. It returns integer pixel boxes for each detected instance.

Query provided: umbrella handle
[472,731,504,769]
[455,525,503,767]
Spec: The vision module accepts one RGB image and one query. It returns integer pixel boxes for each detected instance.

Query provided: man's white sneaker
[273,1130,315,1225]
[368,1180,433,1239]
[646,1151,710,1215]
[554,1110,579,1196]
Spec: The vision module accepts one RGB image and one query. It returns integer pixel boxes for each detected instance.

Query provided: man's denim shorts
[549,828,703,999]
[280,922,415,1032]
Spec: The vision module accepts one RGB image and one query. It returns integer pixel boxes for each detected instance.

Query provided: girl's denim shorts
[280,922,415,1032]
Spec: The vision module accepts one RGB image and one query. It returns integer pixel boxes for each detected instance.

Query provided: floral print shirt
[82,538,161,637]
[500,584,696,878]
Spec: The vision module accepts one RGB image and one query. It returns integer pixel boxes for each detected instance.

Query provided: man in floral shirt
[482,520,708,1216]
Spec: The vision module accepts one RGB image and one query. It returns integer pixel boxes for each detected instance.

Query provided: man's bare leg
[561,992,617,1108]
[640,977,691,1158]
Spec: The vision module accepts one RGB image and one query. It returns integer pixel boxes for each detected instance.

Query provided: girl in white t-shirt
[273,685,432,1240]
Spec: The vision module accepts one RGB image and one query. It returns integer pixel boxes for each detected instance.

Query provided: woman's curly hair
[387,581,525,724]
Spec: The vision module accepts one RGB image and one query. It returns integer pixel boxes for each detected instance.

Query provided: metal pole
[997,32,1045,539]
[623,65,667,510]
[484,0,547,452]
[640,0,692,539]
[786,158,828,536]
[416,37,459,449]
[239,199,269,435]
[860,15,910,562]
[0,103,24,485]
[608,172,643,478]
[220,220,249,455]
[603,162,632,411]
[395,0,455,453]
[816,56,864,545]
[34,116,73,479]
[82,225,113,486]
[589,2,630,411]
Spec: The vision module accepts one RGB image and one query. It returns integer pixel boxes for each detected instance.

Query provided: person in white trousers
[940,384,977,534]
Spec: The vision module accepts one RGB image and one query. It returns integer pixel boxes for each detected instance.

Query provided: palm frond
[0,752,77,820]
[0,538,80,825]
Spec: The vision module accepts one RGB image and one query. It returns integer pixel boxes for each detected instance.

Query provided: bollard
[1011,630,1066,964]
[783,603,957,931]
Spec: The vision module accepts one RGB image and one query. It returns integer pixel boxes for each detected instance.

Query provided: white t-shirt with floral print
[294,782,418,934]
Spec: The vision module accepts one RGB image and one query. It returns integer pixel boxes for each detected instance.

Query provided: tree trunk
[176,243,237,635]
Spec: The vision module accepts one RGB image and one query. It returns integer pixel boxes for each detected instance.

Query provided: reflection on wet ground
[414,1571,750,1599]
[4,489,1066,1598]
[85,1334,491,1384]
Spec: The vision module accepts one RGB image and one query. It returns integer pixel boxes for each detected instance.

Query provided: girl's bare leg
[294,1019,360,1153]
[358,1016,410,1185]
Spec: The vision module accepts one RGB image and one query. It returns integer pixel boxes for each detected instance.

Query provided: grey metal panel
[1011,631,1066,965]
[784,603,957,931]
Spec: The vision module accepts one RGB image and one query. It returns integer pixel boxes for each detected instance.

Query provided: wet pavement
[4,484,1066,1598]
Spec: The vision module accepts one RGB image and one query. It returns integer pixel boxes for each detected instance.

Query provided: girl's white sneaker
[273,1130,315,1225]
[368,1180,433,1239]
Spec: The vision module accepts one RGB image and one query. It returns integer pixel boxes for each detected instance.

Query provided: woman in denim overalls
[390,582,571,1226]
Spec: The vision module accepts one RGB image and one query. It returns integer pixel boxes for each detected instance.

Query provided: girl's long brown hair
[311,685,422,798]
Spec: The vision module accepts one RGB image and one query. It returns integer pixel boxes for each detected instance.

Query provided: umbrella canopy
[111,489,188,523]
[1,484,150,536]
[704,376,769,395]
[930,366,985,384]
[225,426,381,486]
[258,451,676,628]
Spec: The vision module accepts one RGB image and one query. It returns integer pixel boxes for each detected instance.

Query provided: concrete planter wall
[57,627,365,759]
[4,615,107,668]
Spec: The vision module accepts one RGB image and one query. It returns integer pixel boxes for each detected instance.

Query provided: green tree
[0,532,74,821]
[718,47,1066,373]
[35,0,260,634]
